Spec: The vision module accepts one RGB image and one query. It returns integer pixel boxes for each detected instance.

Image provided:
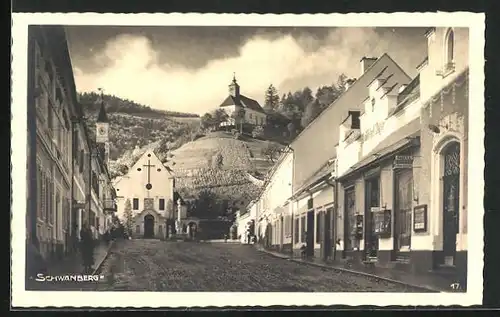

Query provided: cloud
[72,28,425,115]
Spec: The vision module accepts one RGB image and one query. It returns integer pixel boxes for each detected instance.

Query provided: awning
[338,118,421,181]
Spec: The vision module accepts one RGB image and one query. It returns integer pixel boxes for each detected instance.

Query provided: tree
[301,99,322,128]
[336,73,348,93]
[315,85,341,109]
[264,84,280,112]
[261,142,281,163]
[300,87,314,110]
[124,198,134,237]
[251,125,265,139]
[212,108,229,128]
[200,113,215,130]
[231,107,246,133]
[287,121,296,138]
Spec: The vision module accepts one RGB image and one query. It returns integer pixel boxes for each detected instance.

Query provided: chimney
[360,57,377,75]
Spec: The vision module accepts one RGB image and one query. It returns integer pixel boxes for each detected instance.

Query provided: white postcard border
[11,12,485,307]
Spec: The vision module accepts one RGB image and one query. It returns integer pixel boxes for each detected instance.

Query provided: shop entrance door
[364,177,380,260]
[393,169,413,261]
[442,142,460,266]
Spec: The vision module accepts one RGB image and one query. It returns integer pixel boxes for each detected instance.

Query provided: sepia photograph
[11,12,484,307]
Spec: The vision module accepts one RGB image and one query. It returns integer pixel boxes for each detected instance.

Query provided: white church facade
[113,150,177,239]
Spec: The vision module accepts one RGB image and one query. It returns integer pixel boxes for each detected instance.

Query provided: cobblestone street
[95,239,427,292]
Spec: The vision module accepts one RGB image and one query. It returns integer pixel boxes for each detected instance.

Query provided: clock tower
[95,89,110,165]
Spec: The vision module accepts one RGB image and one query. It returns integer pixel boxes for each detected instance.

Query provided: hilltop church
[218,74,267,128]
[113,150,188,239]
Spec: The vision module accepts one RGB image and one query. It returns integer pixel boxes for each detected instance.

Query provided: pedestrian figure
[80,222,95,274]
[224,234,228,243]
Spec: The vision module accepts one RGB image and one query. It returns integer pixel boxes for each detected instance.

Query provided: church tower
[95,88,110,165]
[228,73,240,98]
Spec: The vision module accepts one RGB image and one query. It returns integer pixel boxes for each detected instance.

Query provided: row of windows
[132,198,166,211]
[36,162,71,240]
[35,41,72,172]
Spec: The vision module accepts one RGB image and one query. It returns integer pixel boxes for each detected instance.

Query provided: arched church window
[445,29,455,65]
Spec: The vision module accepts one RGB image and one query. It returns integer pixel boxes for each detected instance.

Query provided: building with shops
[334,27,468,286]
[288,54,412,260]
[249,27,469,288]
[27,25,117,266]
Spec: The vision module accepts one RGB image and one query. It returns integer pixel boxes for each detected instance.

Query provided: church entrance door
[144,214,155,239]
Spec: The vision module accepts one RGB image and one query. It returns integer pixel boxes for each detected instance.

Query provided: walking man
[80,222,95,274]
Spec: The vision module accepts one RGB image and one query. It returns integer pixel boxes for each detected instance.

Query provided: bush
[252,125,265,139]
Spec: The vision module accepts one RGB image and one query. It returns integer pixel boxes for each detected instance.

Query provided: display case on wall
[353,214,363,239]
[373,209,391,238]
[413,204,428,233]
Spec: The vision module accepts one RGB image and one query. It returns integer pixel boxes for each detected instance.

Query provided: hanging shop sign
[413,204,428,232]
[393,155,414,170]
[72,201,86,209]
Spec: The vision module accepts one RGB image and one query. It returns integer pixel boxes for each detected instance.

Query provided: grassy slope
[171,131,282,204]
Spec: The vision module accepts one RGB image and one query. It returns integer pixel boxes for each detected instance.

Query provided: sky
[66,26,429,115]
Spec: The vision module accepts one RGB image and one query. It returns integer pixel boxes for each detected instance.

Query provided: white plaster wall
[420,27,469,103]
[361,99,421,157]
[337,140,362,177]
[114,151,174,220]
[222,105,267,126]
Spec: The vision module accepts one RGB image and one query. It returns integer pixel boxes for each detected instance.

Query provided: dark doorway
[442,142,460,266]
[144,214,155,238]
[306,210,315,257]
[323,207,332,260]
[394,169,413,259]
[188,222,197,239]
[364,177,380,260]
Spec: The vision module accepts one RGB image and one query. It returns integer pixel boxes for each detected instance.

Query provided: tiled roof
[219,94,266,114]
[339,118,421,180]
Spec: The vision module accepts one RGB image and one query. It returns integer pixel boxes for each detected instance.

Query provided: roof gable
[129,150,174,179]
